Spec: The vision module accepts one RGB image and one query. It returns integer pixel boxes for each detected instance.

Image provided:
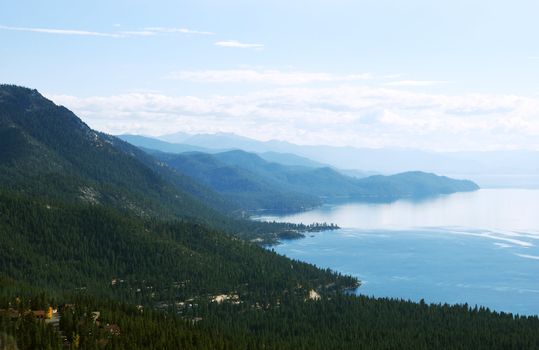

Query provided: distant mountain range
[119,134,335,171]
[128,140,479,212]
[149,131,539,188]
[0,84,477,226]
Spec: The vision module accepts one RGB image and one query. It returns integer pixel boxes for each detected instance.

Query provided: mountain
[1,85,538,349]
[0,85,239,222]
[155,132,539,188]
[2,84,474,218]
[150,149,478,212]
[0,189,352,302]
[119,134,221,154]
[160,131,265,151]
[354,171,480,199]
[151,150,322,211]
[0,85,321,242]
[120,133,333,169]
[257,151,326,168]
[257,152,376,178]
[211,150,363,198]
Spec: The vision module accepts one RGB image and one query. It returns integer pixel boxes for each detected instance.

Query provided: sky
[1,0,539,151]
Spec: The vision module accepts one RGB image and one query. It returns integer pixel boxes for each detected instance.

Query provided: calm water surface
[257,189,539,315]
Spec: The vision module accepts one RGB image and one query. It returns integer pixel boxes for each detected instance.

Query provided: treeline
[1,191,539,349]
[0,189,356,305]
[2,292,538,350]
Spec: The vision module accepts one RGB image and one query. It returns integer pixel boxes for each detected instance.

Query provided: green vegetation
[0,190,353,302]
[0,84,331,243]
[0,85,537,349]
[151,150,322,211]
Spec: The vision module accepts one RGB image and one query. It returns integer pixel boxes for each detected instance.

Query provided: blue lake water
[257,189,539,316]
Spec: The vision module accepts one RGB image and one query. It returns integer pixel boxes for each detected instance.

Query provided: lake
[256,189,539,316]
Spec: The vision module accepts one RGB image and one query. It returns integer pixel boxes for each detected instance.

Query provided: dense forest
[1,85,538,349]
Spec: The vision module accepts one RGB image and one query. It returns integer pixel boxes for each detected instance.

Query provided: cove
[258,189,539,316]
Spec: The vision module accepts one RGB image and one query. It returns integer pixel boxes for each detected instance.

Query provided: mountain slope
[3,192,537,350]
[152,150,322,211]
[0,85,237,222]
[152,149,479,211]
[355,171,480,199]
[0,189,353,301]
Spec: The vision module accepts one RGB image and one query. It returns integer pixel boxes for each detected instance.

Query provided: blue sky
[2,0,539,150]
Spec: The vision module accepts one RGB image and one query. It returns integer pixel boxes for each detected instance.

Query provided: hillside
[355,171,480,199]
[0,85,342,243]
[0,85,236,220]
[151,150,322,211]
[2,189,538,350]
[1,85,536,350]
[0,190,353,302]
[150,149,479,211]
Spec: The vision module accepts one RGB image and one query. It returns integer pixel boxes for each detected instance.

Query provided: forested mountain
[0,85,236,220]
[0,190,353,303]
[150,149,479,211]
[0,85,337,242]
[149,150,322,211]
[1,85,537,349]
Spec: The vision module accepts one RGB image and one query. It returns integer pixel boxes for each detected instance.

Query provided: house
[32,310,46,319]
[32,306,54,319]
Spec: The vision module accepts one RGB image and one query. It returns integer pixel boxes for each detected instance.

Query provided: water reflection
[260,189,539,315]
[258,189,539,232]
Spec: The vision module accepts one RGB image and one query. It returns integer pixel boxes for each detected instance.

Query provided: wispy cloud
[167,69,371,85]
[0,24,215,38]
[214,40,264,49]
[0,24,122,38]
[118,30,156,37]
[384,80,448,87]
[515,253,539,260]
[144,27,215,35]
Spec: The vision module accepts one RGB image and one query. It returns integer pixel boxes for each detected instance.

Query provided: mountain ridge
[153,131,539,188]
[148,148,479,211]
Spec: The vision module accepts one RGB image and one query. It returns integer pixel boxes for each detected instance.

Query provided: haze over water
[259,189,539,315]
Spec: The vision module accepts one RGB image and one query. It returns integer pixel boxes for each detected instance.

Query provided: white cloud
[119,30,156,37]
[0,24,215,38]
[0,24,122,37]
[214,40,264,49]
[47,85,539,151]
[515,254,539,260]
[144,27,215,35]
[384,80,448,87]
[167,69,371,85]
